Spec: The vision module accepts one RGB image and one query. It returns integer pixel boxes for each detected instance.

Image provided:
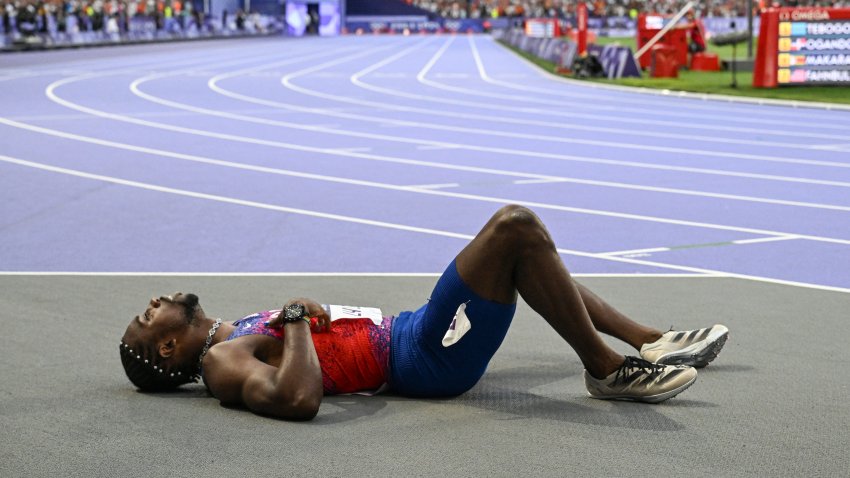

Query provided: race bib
[323,304,384,325]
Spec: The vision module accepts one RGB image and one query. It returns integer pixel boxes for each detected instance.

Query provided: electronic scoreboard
[754,7,850,87]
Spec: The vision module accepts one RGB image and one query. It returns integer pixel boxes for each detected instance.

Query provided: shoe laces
[614,356,667,384]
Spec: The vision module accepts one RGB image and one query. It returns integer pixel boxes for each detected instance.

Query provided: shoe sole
[587,373,697,404]
[656,329,729,368]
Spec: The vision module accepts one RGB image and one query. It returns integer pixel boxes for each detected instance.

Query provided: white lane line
[514,178,565,185]
[598,247,672,257]
[732,236,801,245]
[433,73,470,79]
[5,105,850,248]
[600,235,803,256]
[812,143,850,152]
[6,153,850,295]
[409,183,460,189]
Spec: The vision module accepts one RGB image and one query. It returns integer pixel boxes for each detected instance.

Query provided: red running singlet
[225,311,393,394]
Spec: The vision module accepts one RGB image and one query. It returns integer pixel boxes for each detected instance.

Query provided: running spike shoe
[640,325,729,368]
[584,356,697,404]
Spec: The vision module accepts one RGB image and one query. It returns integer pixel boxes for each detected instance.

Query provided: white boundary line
[732,236,800,245]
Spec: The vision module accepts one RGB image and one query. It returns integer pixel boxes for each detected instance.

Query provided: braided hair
[119,293,203,392]
[118,341,198,392]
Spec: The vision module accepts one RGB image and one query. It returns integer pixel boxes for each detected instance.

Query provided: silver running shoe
[584,356,697,404]
[640,325,729,368]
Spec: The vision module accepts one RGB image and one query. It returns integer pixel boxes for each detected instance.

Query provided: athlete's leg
[576,283,663,350]
[577,279,728,368]
[454,205,624,379]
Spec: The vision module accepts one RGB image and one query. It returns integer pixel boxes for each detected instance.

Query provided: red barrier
[651,45,679,78]
[577,2,588,56]
[691,52,720,71]
[636,13,689,70]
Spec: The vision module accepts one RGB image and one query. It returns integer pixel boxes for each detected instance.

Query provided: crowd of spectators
[409,0,849,20]
[5,0,848,40]
[3,0,201,35]
[1,0,271,37]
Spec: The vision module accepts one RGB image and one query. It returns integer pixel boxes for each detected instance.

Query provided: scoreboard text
[754,8,850,87]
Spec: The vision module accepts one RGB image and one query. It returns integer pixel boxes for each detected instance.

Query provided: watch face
[285,304,305,320]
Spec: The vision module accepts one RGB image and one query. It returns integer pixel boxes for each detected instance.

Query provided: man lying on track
[120,205,729,420]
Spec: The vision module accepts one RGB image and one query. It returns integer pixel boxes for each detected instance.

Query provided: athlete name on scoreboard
[777,10,850,85]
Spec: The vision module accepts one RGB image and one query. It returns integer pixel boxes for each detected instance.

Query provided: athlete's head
[119,292,208,391]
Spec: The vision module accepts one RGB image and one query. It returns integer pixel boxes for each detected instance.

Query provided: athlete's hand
[303,299,331,332]
[266,298,331,332]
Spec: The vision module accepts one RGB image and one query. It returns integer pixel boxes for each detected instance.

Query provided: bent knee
[494,204,537,223]
[491,205,553,247]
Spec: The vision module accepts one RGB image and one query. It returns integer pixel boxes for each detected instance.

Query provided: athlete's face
[123,293,202,351]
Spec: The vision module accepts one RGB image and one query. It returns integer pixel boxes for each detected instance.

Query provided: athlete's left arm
[203,321,323,420]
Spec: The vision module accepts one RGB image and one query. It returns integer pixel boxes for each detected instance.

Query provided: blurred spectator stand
[691,51,720,70]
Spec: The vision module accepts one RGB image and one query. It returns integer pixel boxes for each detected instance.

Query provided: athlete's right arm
[202,321,323,421]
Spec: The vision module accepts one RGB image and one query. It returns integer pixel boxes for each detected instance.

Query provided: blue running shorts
[389,259,517,397]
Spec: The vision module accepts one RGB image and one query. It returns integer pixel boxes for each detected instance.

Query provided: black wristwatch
[283,303,309,324]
